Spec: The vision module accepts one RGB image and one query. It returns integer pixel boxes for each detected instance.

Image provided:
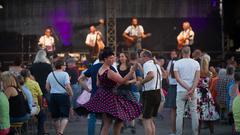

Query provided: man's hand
[187,88,195,97]
[129,37,135,42]
[135,81,142,87]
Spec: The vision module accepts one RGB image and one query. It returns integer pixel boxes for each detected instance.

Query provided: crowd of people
[0,18,240,135]
[0,45,239,135]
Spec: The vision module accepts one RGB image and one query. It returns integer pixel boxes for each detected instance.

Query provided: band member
[38,27,55,52]
[85,25,104,60]
[123,17,149,54]
[177,21,194,50]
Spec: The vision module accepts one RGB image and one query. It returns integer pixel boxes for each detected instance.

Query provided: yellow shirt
[25,78,43,113]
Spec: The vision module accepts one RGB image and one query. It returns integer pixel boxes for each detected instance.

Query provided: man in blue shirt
[78,54,116,135]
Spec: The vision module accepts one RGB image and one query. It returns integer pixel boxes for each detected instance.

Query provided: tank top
[8,87,28,117]
[117,65,131,90]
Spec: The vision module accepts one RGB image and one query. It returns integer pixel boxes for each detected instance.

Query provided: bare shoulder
[5,87,18,97]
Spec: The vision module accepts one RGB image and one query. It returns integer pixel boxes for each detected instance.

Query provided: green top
[233,95,240,132]
[0,90,10,130]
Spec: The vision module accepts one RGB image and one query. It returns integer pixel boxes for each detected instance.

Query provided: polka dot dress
[80,70,142,121]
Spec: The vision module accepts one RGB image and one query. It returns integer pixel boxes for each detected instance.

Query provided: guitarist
[123,17,148,55]
[177,21,195,50]
[85,25,104,61]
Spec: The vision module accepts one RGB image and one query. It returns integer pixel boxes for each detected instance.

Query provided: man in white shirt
[174,46,200,135]
[38,27,55,52]
[136,49,162,135]
[123,17,148,55]
[177,21,194,50]
[85,26,103,60]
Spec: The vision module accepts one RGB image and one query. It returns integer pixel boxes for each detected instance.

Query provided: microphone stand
[51,27,60,54]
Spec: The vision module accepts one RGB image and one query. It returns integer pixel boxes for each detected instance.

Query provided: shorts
[50,93,70,119]
[142,90,161,119]
[164,85,177,108]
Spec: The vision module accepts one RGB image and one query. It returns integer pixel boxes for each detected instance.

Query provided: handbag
[76,90,91,105]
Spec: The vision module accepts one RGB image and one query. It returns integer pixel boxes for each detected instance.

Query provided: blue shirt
[84,63,116,95]
[21,85,33,110]
[131,69,143,92]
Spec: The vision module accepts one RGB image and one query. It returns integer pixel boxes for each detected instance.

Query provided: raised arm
[78,74,91,92]
[127,72,137,84]
[108,65,136,84]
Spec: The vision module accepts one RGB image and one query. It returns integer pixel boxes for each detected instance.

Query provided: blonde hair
[1,71,17,89]
[200,57,210,77]
[34,50,50,64]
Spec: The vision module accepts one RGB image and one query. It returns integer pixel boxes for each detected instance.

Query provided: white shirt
[85,32,101,47]
[124,25,144,37]
[143,60,162,91]
[38,35,55,49]
[178,29,195,45]
[174,58,200,92]
[167,60,177,85]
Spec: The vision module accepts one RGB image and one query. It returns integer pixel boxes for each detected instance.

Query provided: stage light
[0,5,3,9]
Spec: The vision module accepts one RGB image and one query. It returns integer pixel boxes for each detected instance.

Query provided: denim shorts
[50,93,70,119]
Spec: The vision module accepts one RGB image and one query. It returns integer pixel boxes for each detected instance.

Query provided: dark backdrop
[116,18,221,52]
[0,0,220,53]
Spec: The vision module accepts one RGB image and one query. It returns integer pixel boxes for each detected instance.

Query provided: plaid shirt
[216,76,233,107]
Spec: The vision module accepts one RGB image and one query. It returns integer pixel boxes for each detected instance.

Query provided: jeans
[88,113,96,135]
[132,92,140,103]
[71,84,81,109]
[10,114,30,123]
[128,40,142,57]
[36,109,46,135]
[176,91,198,135]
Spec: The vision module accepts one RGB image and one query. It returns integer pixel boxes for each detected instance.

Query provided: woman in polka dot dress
[76,48,141,135]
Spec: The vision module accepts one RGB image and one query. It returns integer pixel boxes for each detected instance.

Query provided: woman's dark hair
[155,55,165,61]
[98,51,103,61]
[226,65,235,75]
[234,72,240,82]
[54,59,65,69]
[101,47,114,60]
[16,75,25,85]
[118,52,131,68]
[20,69,31,79]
